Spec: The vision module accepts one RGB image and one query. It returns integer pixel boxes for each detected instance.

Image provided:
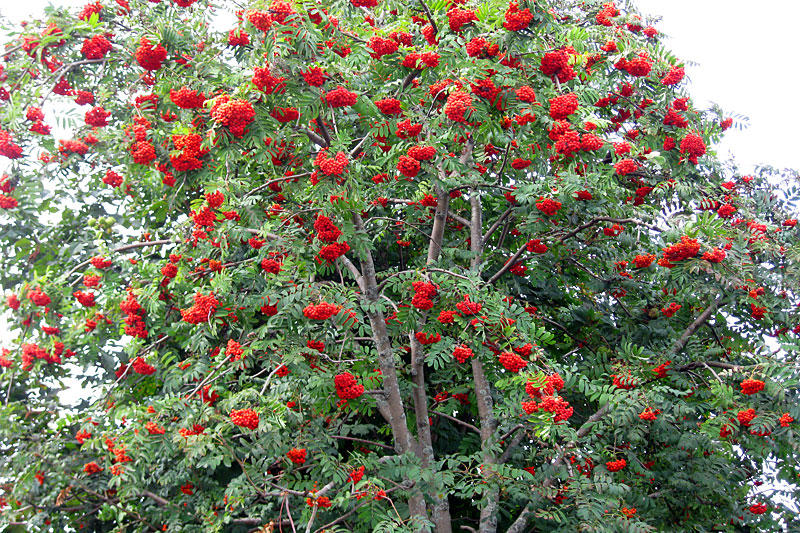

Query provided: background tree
[0,0,799,531]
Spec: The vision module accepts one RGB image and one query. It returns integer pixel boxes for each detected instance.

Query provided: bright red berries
[314,150,349,176]
[549,93,579,120]
[334,372,365,399]
[606,459,626,472]
[73,291,96,307]
[614,158,639,176]
[503,2,533,31]
[444,90,473,122]
[397,155,421,178]
[498,351,527,373]
[170,86,205,109]
[132,357,156,375]
[536,198,562,216]
[83,462,103,475]
[211,96,255,138]
[230,408,259,430]
[740,378,765,395]
[411,281,438,310]
[287,447,307,464]
[225,339,245,361]
[135,38,167,70]
[28,288,51,306]
[180,292,220,324]
[540,50,575,82]
[737,408,756,427]
[455,295,482,315]
[638,408,659,421]
[660,65,685,86]
[314,216,343,242]
[447,7,479,32]
[85,106,110,128]
[415,332,441,345]
[326,86,358,108]
[679,133,706,164]
[303,302,340,320]
[780,413,794,427]
[453,344,474,363]
[375,98,402,115]
[749,503,767,515]
[661,302,681,318]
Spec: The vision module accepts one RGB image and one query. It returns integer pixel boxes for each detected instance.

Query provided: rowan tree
[0,0,799,531]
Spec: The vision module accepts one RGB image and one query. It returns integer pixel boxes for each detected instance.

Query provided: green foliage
[0,0,798,531]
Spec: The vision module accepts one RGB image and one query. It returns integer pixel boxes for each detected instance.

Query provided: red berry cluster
[171,133,207,171]
[246,10,273,31]
[300,67,327,86]
[466,37,499,59]
[83,462,103,475]
[660,302,681,318]
[680,133,706,164]
[498,352,527,373]
[375,98,402,115]
[411,281,438,310]
[444,90,473,122]
[549,93,579,119]
[447,7,479,32]
[287,447,307,464]
[638,408,659,421]
[536,198,562,216]
[397,155,421,178]
[540,50,575,82]
[367,36,399,59]
[261,258,282,274]
[503,2,533,31]
[334,372,365,399]
[230,408,259,430]
[180,291,220,324]
[612,373,637,390]
[326,86,358,108]
[85,106,110,128]
[132,356,156,375]
[211,96,255,137]
[701,248,726,263]
[314,216,342,242]
[415,332,441,345]
[453,344,474,363]
[740,378,765,395]
[606,459,626,472]
[228,29,250,47]
[401,52,440,69]
[659,236,700,267]
[318,242,351,262]
[614,158,639,176]
[145,421,165,434]
[81,35,112,59]
[73,290,96,307]
[120,289,148,338]
[737,408,756,427]
[135,38,167,71]
[633,254,655,268]
[456,295,482,315]
[252,67,286,94]
[303,302,341,320]
[407,146,436,161]
[225,339,244,361]
[102,170,122,188]
[660,65,685,86]
[169,86,205,109]
[314,150,349,176]
[780,413,794,427]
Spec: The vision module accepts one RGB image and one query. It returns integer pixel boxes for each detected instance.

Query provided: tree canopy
[0,0,799,531]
